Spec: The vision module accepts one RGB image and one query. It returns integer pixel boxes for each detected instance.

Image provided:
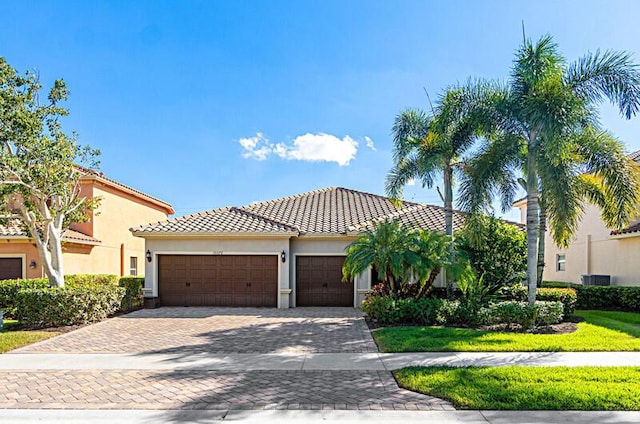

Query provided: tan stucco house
[0,171,174,280]
[131,187,466,308]
[514,150,640,287]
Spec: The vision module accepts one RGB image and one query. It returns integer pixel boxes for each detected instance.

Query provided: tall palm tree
[460,35,640,305]
[385,86,478,236]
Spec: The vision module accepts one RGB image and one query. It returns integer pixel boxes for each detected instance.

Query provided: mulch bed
[366,315,584,334]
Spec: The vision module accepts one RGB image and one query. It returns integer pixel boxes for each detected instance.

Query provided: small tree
[455,215,526,293]
[0,58,99,287]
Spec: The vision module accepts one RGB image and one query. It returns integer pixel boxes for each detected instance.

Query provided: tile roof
[347,204,467,233]
[0,218,101,244]
[132,187,511,237]
[130,206,300,235]
[629,150,640,162]
[611,220,640,236]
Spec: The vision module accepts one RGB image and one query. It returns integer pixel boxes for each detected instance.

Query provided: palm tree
[342,220,417,294]
[460,35,640,305]
[385,86,478,236]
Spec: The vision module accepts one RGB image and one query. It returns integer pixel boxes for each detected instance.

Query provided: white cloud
[364,136,376,151]
[237,132,359,166]
[406,178,416,186]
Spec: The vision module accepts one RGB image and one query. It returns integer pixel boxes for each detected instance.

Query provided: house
[0,171,174,280]
[131,187,467,308]
[513,150,640,287]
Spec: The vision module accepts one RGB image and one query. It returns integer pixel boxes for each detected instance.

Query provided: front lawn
[374,310,640,352]
[395,366,640,410]
[0,320,58,353]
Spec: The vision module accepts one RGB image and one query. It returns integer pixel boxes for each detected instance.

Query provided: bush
[572,285,640,312]
[65,274,119,286]
[14,284,125,327]
[455,216,526,292]
[536,288,577,317]
[483,301,564,329]
[119,277,144,312]
[362,296,458,325]
[0,278,49,317]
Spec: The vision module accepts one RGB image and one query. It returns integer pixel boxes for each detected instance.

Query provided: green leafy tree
[455,215,526,293]
[386,85,479,236]
[459,35,640,305]
[0,58,100,287]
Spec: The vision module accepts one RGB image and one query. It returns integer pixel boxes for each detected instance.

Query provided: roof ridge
[243,187,336,208]
[231,207,300,232]
[334,186,420,207]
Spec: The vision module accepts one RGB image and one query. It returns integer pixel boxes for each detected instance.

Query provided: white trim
[292,253,355,308]
[151,251,282,308]
[610,232,640,239]
[0,253,27,279]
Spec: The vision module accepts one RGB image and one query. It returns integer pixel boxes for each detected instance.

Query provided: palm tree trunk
[537,206,546,288]
[526,146,540,306]
[443,165,453,236]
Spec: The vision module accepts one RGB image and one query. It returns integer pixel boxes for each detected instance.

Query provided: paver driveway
[4,307,452,411]
[14,307,378,354]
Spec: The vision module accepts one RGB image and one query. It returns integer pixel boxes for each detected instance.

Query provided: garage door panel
[158,255,277,307]
[296,256,353,307]
[0,258,23,281]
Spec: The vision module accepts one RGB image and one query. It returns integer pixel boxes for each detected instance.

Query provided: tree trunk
[46,220,65,288]
[525,147,540,306]
[443,165,453,236]
[537,205,546,288]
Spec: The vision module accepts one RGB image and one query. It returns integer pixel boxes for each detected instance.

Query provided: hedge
[15,285,124,327]
[497,285,577,318]
[362,295,564,328]
[543,282,640,312]
[118,277,145,312]
[0,274,143,327]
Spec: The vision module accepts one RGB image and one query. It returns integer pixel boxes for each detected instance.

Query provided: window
[556,254,566,272]
[129,257,138,276]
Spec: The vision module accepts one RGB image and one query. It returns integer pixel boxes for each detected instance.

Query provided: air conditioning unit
[581,275,611,286]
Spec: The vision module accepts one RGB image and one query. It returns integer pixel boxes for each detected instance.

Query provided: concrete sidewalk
[0,409,638,423]
[2,351,640,370]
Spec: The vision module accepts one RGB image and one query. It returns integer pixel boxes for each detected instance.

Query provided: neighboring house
[131,187,467,309]
[513,150,640,287]
[0,171,174,280]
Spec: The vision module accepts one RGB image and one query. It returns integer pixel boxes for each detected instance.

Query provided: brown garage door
[0,258,22,280]
[158,255,278,307]
[296,256,353,307]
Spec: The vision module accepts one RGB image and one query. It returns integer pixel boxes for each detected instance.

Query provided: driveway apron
[2,307,452,411]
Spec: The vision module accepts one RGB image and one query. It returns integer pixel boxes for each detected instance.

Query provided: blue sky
[2,1,640,221]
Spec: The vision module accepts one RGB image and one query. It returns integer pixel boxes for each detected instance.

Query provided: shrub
[572,285,640,312]
[118,277,144,312]
[483,301,564,329]
[536,288,577,317]
[362,296,458,325]
[0,278,49,317]
[65,274,119,286]
[14,284,125,327]
[455,216,526,292]
[496,284,527,301]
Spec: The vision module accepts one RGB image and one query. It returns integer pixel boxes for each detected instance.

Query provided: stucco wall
[518,203,640,287]
[143,237,292,307]
[63,184,169,276]
[0,242,40,279]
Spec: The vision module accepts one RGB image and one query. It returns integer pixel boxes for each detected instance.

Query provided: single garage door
[158,255,278,307]
[0,258,22,280]
[296,256,353,307]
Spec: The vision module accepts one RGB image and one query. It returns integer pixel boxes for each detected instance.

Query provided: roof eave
[131,231,299,238]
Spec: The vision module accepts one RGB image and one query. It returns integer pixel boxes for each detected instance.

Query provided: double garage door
[158,254,354,307]
[0,258,22,280]
[158,255,278,307]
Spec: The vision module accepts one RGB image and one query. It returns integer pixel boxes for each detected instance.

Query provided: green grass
[374,310,640,352]
[395,366,640,410]
[0,320,58,353]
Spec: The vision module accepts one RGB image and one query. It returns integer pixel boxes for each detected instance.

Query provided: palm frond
[566,50,640,119]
